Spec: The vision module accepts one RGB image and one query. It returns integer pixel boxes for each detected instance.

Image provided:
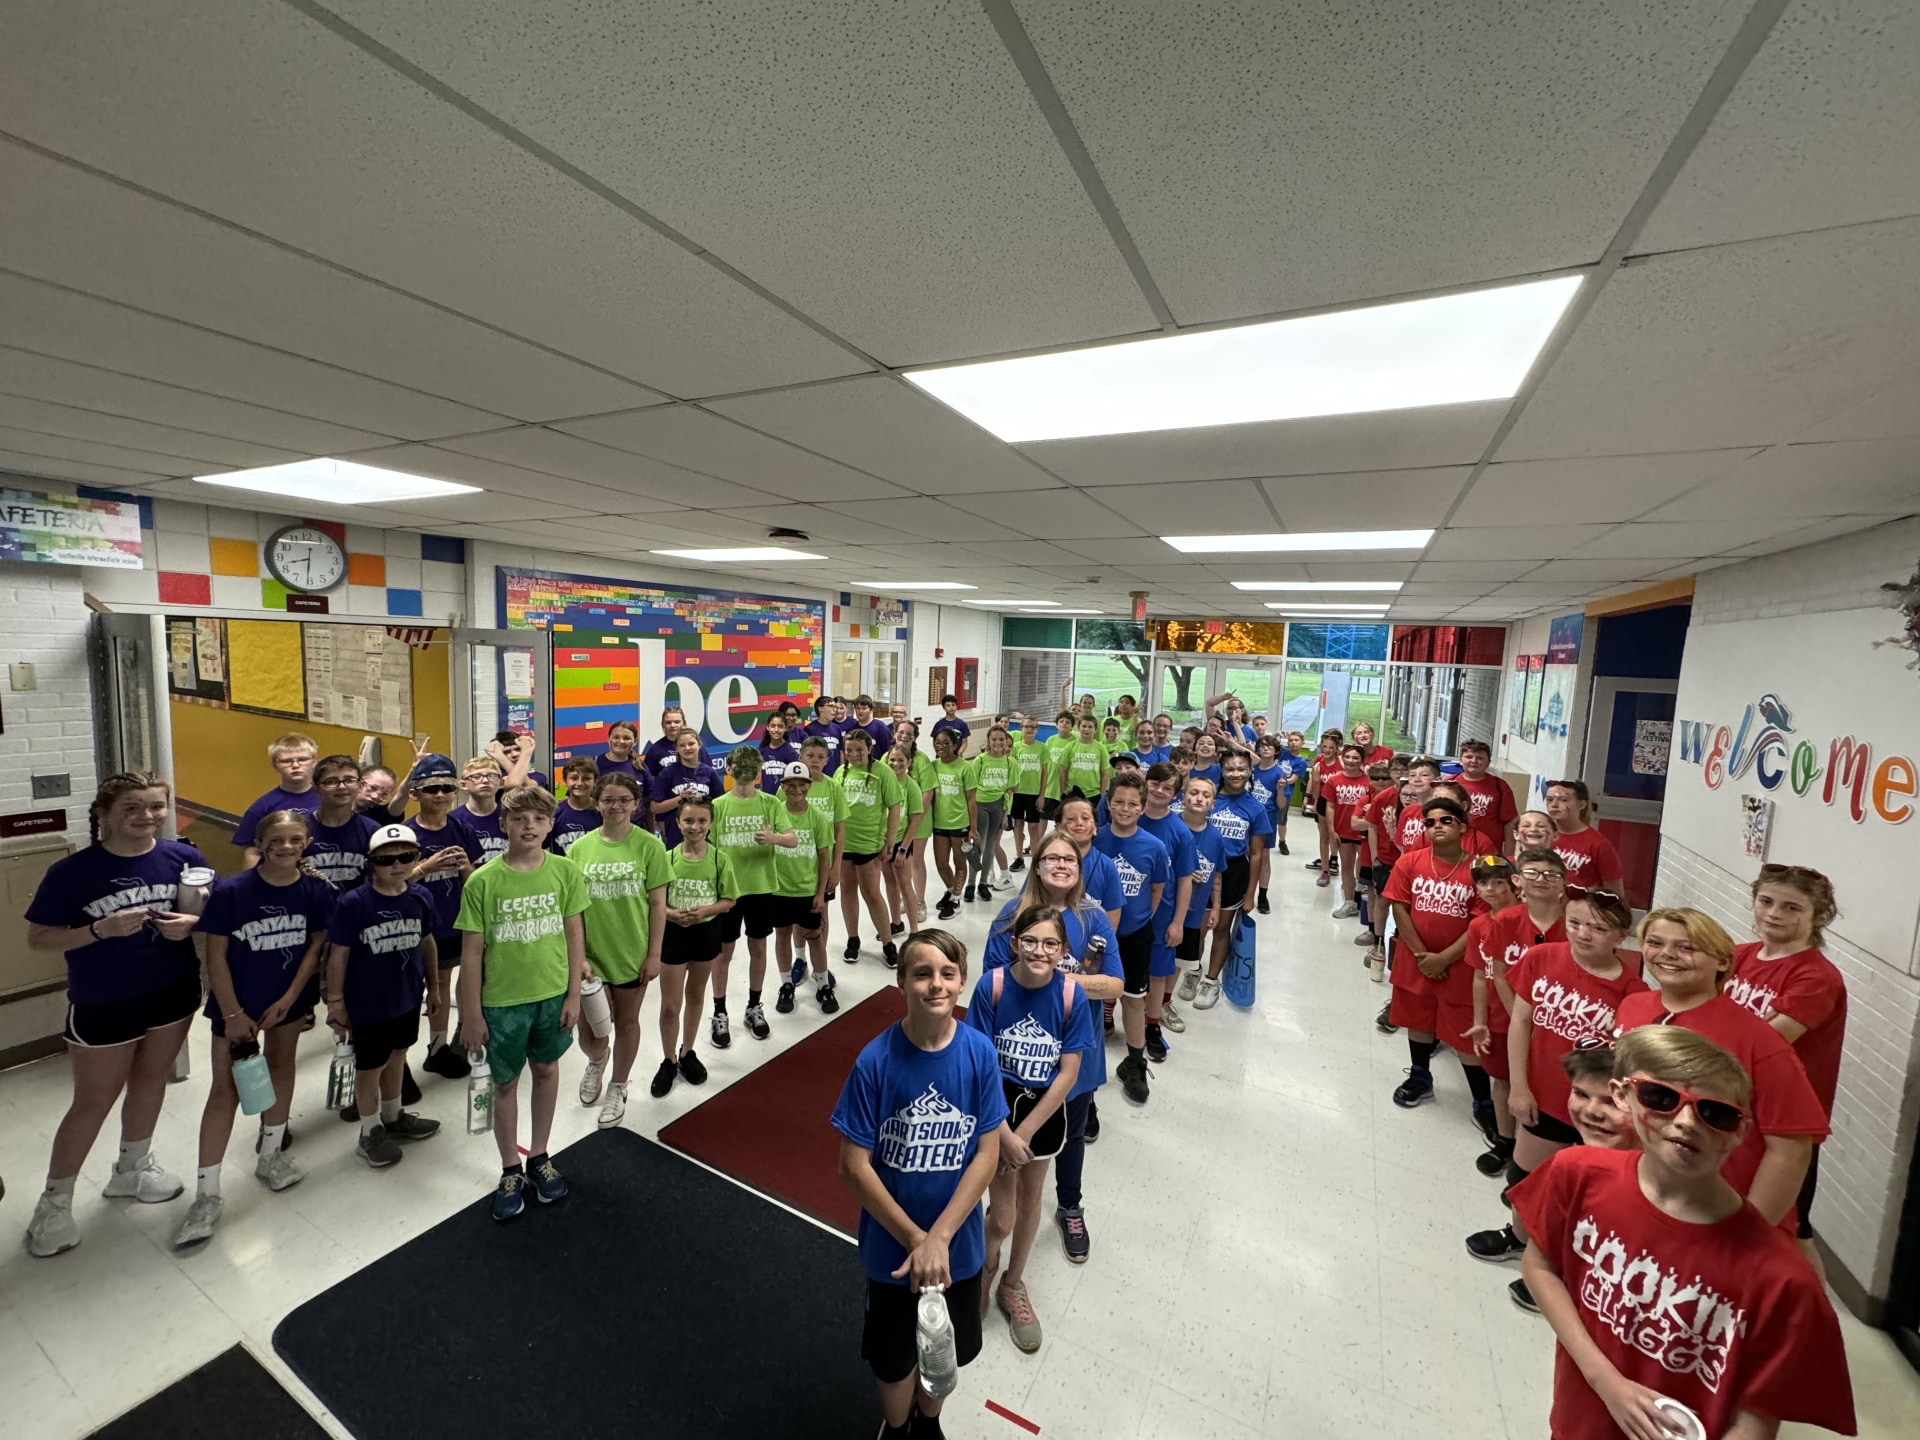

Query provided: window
[1285,623,1390,662]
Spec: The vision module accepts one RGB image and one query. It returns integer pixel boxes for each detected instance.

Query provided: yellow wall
[171,625,451,820]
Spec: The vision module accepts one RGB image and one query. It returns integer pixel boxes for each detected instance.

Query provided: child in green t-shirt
[1042,709,1078,817]
[653,796,736,1098]
[884,742,929,933]
[1006,713,1050,874]
[710,747,786,1046]
[965,725,1016,900]
[769,761,840,1014]
[835,728,906,967]
[455,783,589,1222]
[1060,714,1110,804]
[929,729,977,922]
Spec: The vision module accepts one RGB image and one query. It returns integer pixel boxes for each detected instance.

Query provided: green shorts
[482,994,573,1083]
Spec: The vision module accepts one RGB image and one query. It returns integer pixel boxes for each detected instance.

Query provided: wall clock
[264,524,347,593]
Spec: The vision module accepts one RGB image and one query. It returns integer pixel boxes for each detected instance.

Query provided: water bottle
[579,977,613,1039]
[230,1039,276,1116]
[466,1049,494,1135]
[173,865,216,917]
[325,1039,355,1110]
[915,1286,958,1399]
[1653,1399,1707,1440]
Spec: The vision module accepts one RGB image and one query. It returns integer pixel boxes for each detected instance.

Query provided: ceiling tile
[0,393,302,471]
[0,423,205,479]
[963,488,1147,540]
[1454,449,1761,525]
[1513,559,1669,585]
[439,427,780,508]
[1260,467,1471,529]
[1294,561,1421,582]
[346,441,679,514]
[1056,537,1188,565]
[1793,376,1920,445]
[1720,514,1894,557]
[694,503,915,546]
[819,496,1027,544]
[0,449,171,489]
[1639,441,1920,521]
[555,406,905,503]
[1083,479,1271,532]
[1568,518,1811,560]
[1425,524,1612,561]
[1410,560,1540,582]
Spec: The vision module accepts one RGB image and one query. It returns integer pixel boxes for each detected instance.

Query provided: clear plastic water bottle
[915,1286,957,1399]
[325,1039,355,1110]
[466,1049,494,1135]
[579,977,613,1039]
[230,1039,276,1116]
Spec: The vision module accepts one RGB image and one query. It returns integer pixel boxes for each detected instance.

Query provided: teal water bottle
[230,1039,275,1116]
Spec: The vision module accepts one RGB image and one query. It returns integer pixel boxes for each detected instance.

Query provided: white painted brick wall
[0,563,102,838]
[1690,515,1920,626]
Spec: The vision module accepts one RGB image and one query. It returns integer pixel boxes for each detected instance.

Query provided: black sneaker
[1009,857,1026,872]
[963,885,976,903]
[890,919,906,936]
[1508,1278,1540,1314]
[1056,1207,1090,1264]
[1277,840,1290,856]
[977,882,992,902]
[744,1003,770,1040]
[1471,1101,1500,1148]
[1255,890,1271,915]
[1466,1224,1526,1264]
[817,975,840,1014]
[1476,1135,1515,1177]
[423,1043,470,1080]
[1117,1054,1149,1105]
[710,1011,732,1048]
[1374,1003,1396,1035]
[1083,1101,1100,1144]
[400,1064,421,1106]
[1144,1028,1169,1063]
[677,1049,708,1085]
[936,896,958,920]
[1391,1068,1435,1108]
[356,1124,402,1169]
[775,983,796,1014]
[650,1058,678,1098]
[1305,858,1323,870]
[843,937,860,961]
[882,941,899,969]
[338,1102,359,1124]
[384,1110,441,1141]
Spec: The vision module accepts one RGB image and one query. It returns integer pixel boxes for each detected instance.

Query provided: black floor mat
[91,1345,328,1438]
[273,1128,874,1438]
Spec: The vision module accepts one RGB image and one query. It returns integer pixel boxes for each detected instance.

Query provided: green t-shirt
[665,843,734,915]
[970,751,1015,805]
[1010,738,1047,797]
[1061,740,1108,799]
[565,826,670,984]
[454,852,589,1008]
[930,757,973,830]
[806,777,850,845]
[899,776,930,840]
[1042,734,1075,799]
[1102,737,1127,758]
[772,802,837,898]
[712,789,783,898]
[836,762,904,854]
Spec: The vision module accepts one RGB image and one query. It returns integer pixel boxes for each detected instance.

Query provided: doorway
[831,642,905,708]
[1580,676,1677,910]
[1150,656,1285,730]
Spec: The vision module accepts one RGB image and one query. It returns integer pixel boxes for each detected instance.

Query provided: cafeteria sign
[0,488,143,569]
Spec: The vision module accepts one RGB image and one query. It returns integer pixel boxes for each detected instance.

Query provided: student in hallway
[301,754,380,888]
[234,732,322,866]
[651,795,734,1098]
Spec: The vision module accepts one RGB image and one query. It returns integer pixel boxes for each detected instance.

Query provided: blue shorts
[1149,938,1178,978]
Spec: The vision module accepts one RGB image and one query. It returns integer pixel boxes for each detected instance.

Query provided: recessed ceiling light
[1272,610,1394,620]
[1232,581,1404,593]
[1261,602,1390,612]
[1048,609,1104,615]
[193,458,480,505]
[965,599,1058,608]
[650,546,827,562]
[1165,530,1432,554]
[905,275,1581,442]
[882,582,978,591]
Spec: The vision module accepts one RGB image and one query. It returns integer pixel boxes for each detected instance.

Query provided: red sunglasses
[1628,1077,1746,1134]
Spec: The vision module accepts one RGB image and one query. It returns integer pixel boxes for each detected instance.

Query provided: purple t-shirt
[198,869,335,1019]
[26,839,207,1006]
[596,756,641,780]
[304,812,380,890]
[757,742,800,794]
[459,804,508,864]
[407,809,481,940]
[233,786,323,847]
[650,761,721,849]
[800,719,844,774]
[930,716,971,750]
[326,882,435,1025]
[548,802,599,854]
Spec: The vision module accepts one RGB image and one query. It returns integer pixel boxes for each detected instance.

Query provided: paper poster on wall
[167,624,197,690]
[502,649,534,700]
[1546,613,1585,665]
[0,487,143,568]
[1538,663,1577,742]
[1632,720,1672,776]
[302,623,412,735]
[1506,657,1529,734]
[1519,656,1545,740]
[226,619,308,718]
[1740,795,1772,859]
[194,618,224,682]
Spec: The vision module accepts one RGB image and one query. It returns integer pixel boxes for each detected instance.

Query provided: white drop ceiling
[0,0,1914,622]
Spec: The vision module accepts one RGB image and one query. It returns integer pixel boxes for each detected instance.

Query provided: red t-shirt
[1309,754,1340,794]
[1455,772,1518,829]
[1364,786,1404,863]
[1480,903,1568,1036]
[1507,942,1645,1122]
[1383,848,1482,994]
[1553,826,1623,885]
[1326,773,1375,842]
[1510,1148,1856,1440]
[1613,993,1830,1217]
[1359,744,1393,767]
[1727,943,1848,1118]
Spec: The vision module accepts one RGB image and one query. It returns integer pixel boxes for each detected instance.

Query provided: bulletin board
[226,619,307,719]
[303,624,414,736]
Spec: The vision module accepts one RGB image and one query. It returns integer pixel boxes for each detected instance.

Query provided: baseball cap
[411,752,458,782]
[781,761,812,782]
[369,823,418,852]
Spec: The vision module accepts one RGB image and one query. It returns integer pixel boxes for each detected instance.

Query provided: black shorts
[933,826,969,838]
[1116,924,1153,998]
[735,893,785,940]
[609,974,646,991]
[1039,798,1061,822]
[661,918,723,966]
[1370,863,1394,891]
[1219,854,1251,911]
[433,933,463,968]
[1176,925,1204,963]
[1796,1142,1822,1239]
[210,1001,317,1040]
[1524,1112,1582,1146]
[1003,1077,1067,1158]
[351,1012,421,1071]
[862,1272,983,1384]
[1008,793,1043,823]
[65,972,202,1049]
[766,895,822,932]
[1314,796,1329,819]
[843,850,881,867]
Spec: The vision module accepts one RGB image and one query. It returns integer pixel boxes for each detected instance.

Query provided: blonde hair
[1612,1026,1752,1108]
[268,732,318,761]
[255,809,326,882]
[463,755,504,776]
[498,782,557,818]
[1639,906,1738,981]
[898,928,970,986]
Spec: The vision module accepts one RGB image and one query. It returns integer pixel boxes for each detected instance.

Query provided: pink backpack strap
[991,966,1003,1006]
[1062,973,1077,1016]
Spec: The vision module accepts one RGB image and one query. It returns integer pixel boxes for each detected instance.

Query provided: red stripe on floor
[985,1399,1041,1433]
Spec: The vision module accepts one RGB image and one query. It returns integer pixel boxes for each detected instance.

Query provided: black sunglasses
[1422,816,1462,828]
[416,784,458,795]
[370,851,421,867]
[1630,1078,1745,1134]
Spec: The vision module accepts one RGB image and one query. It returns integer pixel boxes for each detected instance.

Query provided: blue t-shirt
[233,786,323,847]
[1189,763,1222,789]
[1129,745,1171,769]
[757,742,800,794]
[304,811,379,889]
[326,882,435,1024]
[983,900,1116,1099]
[198,869,335,1019]
[1092,827,1172,935]
[1180,822,1230,924]
[930,716,971,751]
[1137,811,1199,945]
[459,804,508,864]
[1250,764,1285,825]
[649,761,721,849]
[406,810,482,939]
[26,839,206,1006]
[830,1022,1009,1285]
[548,802,599,854]
[1078,845,1124,914]
[801,719,844,774]
[964,967,1097,1091]
[1207,789,1274,860]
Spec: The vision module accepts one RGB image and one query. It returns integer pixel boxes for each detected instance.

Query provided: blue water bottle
[230,1039,276,1116]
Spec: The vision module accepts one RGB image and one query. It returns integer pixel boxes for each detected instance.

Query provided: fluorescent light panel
[883,582,977,590]
[193,458,480,505]
[1164,529,1432,554]
[1273,611,1394,619]
[905,276,1581,442]
[1232,581,1403,593]
[1261,602,1390,612]
[965,599,1057,607]
[650,546,826,562]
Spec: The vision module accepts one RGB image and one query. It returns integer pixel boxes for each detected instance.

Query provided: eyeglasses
[1015,936,1065,954]
[1566,885,1624,905]
[416,784,458,796]
[1039,855,1080,867]
[1629,1078,1746,1134]
[318,774,361,787]
[1517,868,1564,882]
[370,851,421,867]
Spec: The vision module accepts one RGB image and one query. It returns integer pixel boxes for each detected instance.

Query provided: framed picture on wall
[927,664,948,706]
[1520,655,1546,741]
[954,657,978,710]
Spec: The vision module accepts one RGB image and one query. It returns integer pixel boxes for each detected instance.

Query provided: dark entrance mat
[272,1128,873,1438]
[90,1344,328,1438]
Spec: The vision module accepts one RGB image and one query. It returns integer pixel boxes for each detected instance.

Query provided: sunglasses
[1629,1078,1746,1134]
[1472,854,1512,869]
[1566,885,1625,905]
[416,784,458,796]
[1759,862,1829,885]
[370,851,421,867]
[1422,816,1462,828]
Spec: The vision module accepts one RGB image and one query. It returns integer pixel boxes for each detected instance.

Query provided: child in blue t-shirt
[832,931,1006,1439]
[1092,774,1171,1108]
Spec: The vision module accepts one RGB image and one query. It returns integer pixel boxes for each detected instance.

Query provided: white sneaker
[1159,1000,1186,1033]
[597,1080,628,1129]
[1177,969,1200,1002]
[578,1057,606,1106]
[1331,902,1360,919]
[254,1147,305,1192]
[915,901,928,923]
[1194,978,1223,1010]
[101,1153,183,1204]
[26,1192,79,1258]
[995,870,1014,889]
[171,1194,223,1248]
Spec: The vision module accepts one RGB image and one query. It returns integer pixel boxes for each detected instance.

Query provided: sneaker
[977,883,992,902]
[775,982,796,1014]
[1193,977,1222,1010]
[915,900,928,923]
[890,919,906,936]
[744,1003,771,1040]
[1465,1224,1526,1264]
[1177,970,1200,1002]
[1476,1136,1515,1177]
[529,1155,568,1204]
[1316,870,1332,888]
[1056,1207,1090,1264]
[843,937,860,961]
[401,1064,422,1106]
[1144,1028,1169,1063]
[1508,1278,1540,1314]
[171,1194,223,1248]
[997,1278,1043,1354]
[102,1153,183,1203]
[423,1043,471,1080]
[1353,929,1378,945]
[1084,1102,1101,1144]
[338,1102,359,1124]
[1375,1002,1395,1034]
[356,1125,403,1168]
[710,1011,732,1048]
[1117,1054,1150,1104]
[1277,840,1290,856]
[26,1192,80,1258]
[1305,858,1323,870]
[651,1058,678,1098]
[678,1049,709,1085]
[788,955,807,986]
[995,870,1014,888]
[385,1108,440,1141]
[817,975,840,1014]
[1010,857,1026,872]
[963,885,975,903]
[253,1122,292,1154]
[1255,891,1271,915]
[1391,1068,1435,1108]
[578,1057,606,1106]
[936,896,958,920]
[1331,901,1359,919]
[1328,857,1340,875]
[598,1081,629,1128]
[882,941,899,969]
[254,1146,305,1192]
[492,1170,527,1222]
[1159,1000,1186,1033]
[1471,1101,1500,1148]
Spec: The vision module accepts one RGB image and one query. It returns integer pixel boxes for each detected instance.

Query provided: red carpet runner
[659,986,908,1235]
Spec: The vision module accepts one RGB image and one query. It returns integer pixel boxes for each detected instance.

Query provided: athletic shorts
[1115,924,1153,998]
[1387,987,1438,1034]
[1477,1028,1510,1081]
[661,917,723,966]
[1176,925,1204,963]
[433,932,464,968]
[482,993,573,1083]
[350,1011,420,1071]
[933,826,969,838]
[737,892,785,940]
[1314,796,1329,819]
[65,972,202,1048]
[1435,995,1477,1055]
[1335,831,1363,848]
[1218,854,1251,911]
[842,850,881,867]
[210,1001,317,1040]
[1370,863,1394,891]
[1796,1143,1822,1239]
[1149,934,1178,979]
[609,973,647,991]
[1008,794,1043,823]
[1524,1111,1581,1146]
[862,1272,983,1384]
[766,895,822,932]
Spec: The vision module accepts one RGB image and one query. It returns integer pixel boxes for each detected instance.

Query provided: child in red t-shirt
[1513,1026,1855,1440]
[1545,779,1625,892]
[1381,796,1483,1109]
[1467,848,1569,1177]
[1325,745,1375,924]
[1305,731,1342,884]
[1443,858,1519,1155]
[1454,738,1518,852]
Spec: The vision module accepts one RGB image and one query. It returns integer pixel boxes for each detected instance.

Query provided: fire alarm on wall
[934,648,944,658]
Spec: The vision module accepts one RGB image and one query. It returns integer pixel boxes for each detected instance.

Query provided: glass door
[870,646,903,708]
[1150,655,1283,731]
[1281,659,1413,749]
[450,628,554,780]
[832,648,862,701]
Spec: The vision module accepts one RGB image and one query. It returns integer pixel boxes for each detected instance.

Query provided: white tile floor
[2,857,1917,1439]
